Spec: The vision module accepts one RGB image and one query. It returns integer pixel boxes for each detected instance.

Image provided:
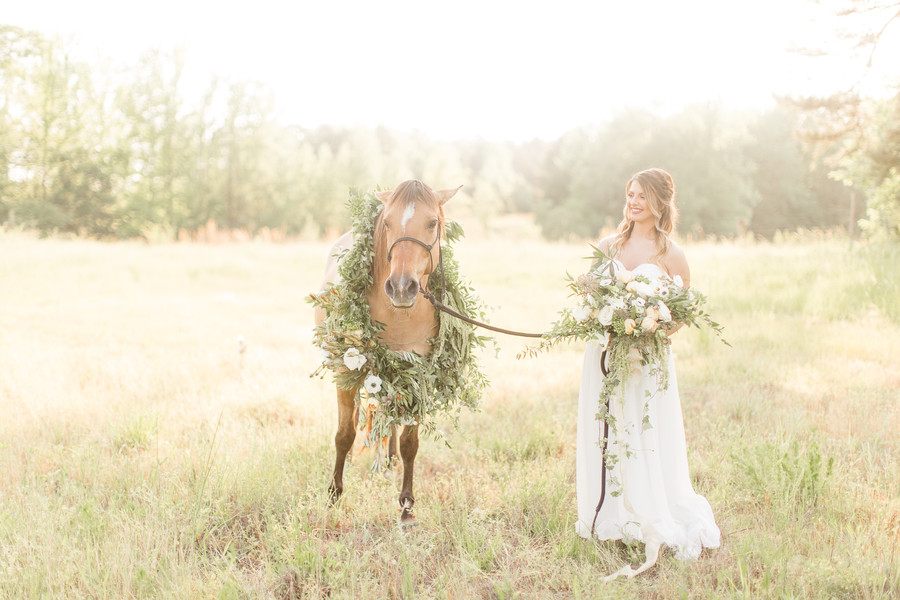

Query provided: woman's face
[626,180,653,225]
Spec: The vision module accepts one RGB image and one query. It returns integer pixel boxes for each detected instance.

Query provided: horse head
[375,180,462,308]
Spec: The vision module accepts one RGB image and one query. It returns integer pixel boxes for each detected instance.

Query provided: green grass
[0,227,897,599]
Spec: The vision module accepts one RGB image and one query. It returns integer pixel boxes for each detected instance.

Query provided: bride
[576,168,720,579]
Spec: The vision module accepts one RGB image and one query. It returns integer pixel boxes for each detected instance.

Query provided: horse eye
[428,220,438,229]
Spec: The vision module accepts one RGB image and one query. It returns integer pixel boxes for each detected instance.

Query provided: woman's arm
[663,243,691,336]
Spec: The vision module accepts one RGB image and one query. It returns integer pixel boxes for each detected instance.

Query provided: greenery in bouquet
[307,188,491,463]
[520,244,728,488]
[523,245,728,359]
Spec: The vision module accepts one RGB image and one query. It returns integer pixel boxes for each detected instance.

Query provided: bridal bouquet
[521,245,728,425]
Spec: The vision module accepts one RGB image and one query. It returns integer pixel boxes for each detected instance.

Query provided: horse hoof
[400,510,418,528]
[399,498,416,527]
[328,485,342,505]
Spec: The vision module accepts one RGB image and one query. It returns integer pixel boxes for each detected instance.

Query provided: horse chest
[367,294,437,356]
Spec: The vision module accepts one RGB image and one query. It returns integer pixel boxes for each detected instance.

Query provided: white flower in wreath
[632,297,646,308]
[656,301,672,322]
[599,277,613,287]
[364,395,379,410]
[364,374,383,394]
[343,347,367,370]
[609,297,627,311]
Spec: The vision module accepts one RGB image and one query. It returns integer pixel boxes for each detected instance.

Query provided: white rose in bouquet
[656,302,672,322]
[571,304,591,322]
[598,305,615,326]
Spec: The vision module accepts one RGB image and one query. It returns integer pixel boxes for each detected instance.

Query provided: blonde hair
[609,168,678,263]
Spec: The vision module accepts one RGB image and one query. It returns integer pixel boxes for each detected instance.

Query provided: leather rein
[386,230,544,339]
[389,229,613,534]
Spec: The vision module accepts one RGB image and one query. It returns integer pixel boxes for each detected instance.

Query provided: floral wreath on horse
[309,187,491,461]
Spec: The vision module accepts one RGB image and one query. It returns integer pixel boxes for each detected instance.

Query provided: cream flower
[615,269,634,284]
[673,275,684,288]
[342,347,367,370]
[641,316,659,333]
[624,318,637,335]
[365,395,379,410]
[364,374,383,394]
[645,306,660,321]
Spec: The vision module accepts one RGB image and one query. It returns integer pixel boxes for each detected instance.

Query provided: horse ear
[434,185,463,205]
[375,189,393,203]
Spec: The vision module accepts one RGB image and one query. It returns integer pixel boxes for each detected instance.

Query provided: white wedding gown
[575,262,720,577]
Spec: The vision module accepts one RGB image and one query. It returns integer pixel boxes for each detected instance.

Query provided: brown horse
[314,179,462,524]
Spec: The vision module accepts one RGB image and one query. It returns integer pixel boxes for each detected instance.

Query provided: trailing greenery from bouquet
[308,188,491,452]
[520,244,729,493]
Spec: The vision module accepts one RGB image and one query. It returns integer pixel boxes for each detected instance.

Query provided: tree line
[1,25,896,241]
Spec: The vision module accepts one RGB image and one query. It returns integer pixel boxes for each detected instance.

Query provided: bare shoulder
[596,234,618,256]
[663,241,691,285]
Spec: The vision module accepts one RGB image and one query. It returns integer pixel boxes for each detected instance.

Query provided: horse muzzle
[384,275,420,308]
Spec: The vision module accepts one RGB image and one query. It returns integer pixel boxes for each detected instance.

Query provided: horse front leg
[328,386,358,503]
[387,425,399,473]
[398,425,419,525]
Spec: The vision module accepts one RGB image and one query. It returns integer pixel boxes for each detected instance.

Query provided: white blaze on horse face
[400,202,416,232]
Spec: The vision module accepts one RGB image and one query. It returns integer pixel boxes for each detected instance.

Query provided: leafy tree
[0,26,42,224]
[833,92,900,237]
[784,0,900,237]
[113,48,199,236]
[13,35,124,235]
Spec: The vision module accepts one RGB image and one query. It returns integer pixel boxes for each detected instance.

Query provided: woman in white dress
[576,168,720,579]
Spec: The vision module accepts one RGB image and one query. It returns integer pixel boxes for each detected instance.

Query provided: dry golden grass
[0,225,897,599]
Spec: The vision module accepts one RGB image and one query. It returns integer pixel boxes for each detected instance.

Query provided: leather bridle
[386,229,441,277]
[385,225,544,338]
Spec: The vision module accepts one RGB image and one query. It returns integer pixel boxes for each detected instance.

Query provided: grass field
[0,226,898,599]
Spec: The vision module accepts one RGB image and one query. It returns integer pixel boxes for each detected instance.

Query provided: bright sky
[4,0,898,141]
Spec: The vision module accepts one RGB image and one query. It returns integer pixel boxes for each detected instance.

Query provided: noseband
[386,229,441,274]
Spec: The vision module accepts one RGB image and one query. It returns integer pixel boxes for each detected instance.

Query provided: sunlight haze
[4,0,898,141]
